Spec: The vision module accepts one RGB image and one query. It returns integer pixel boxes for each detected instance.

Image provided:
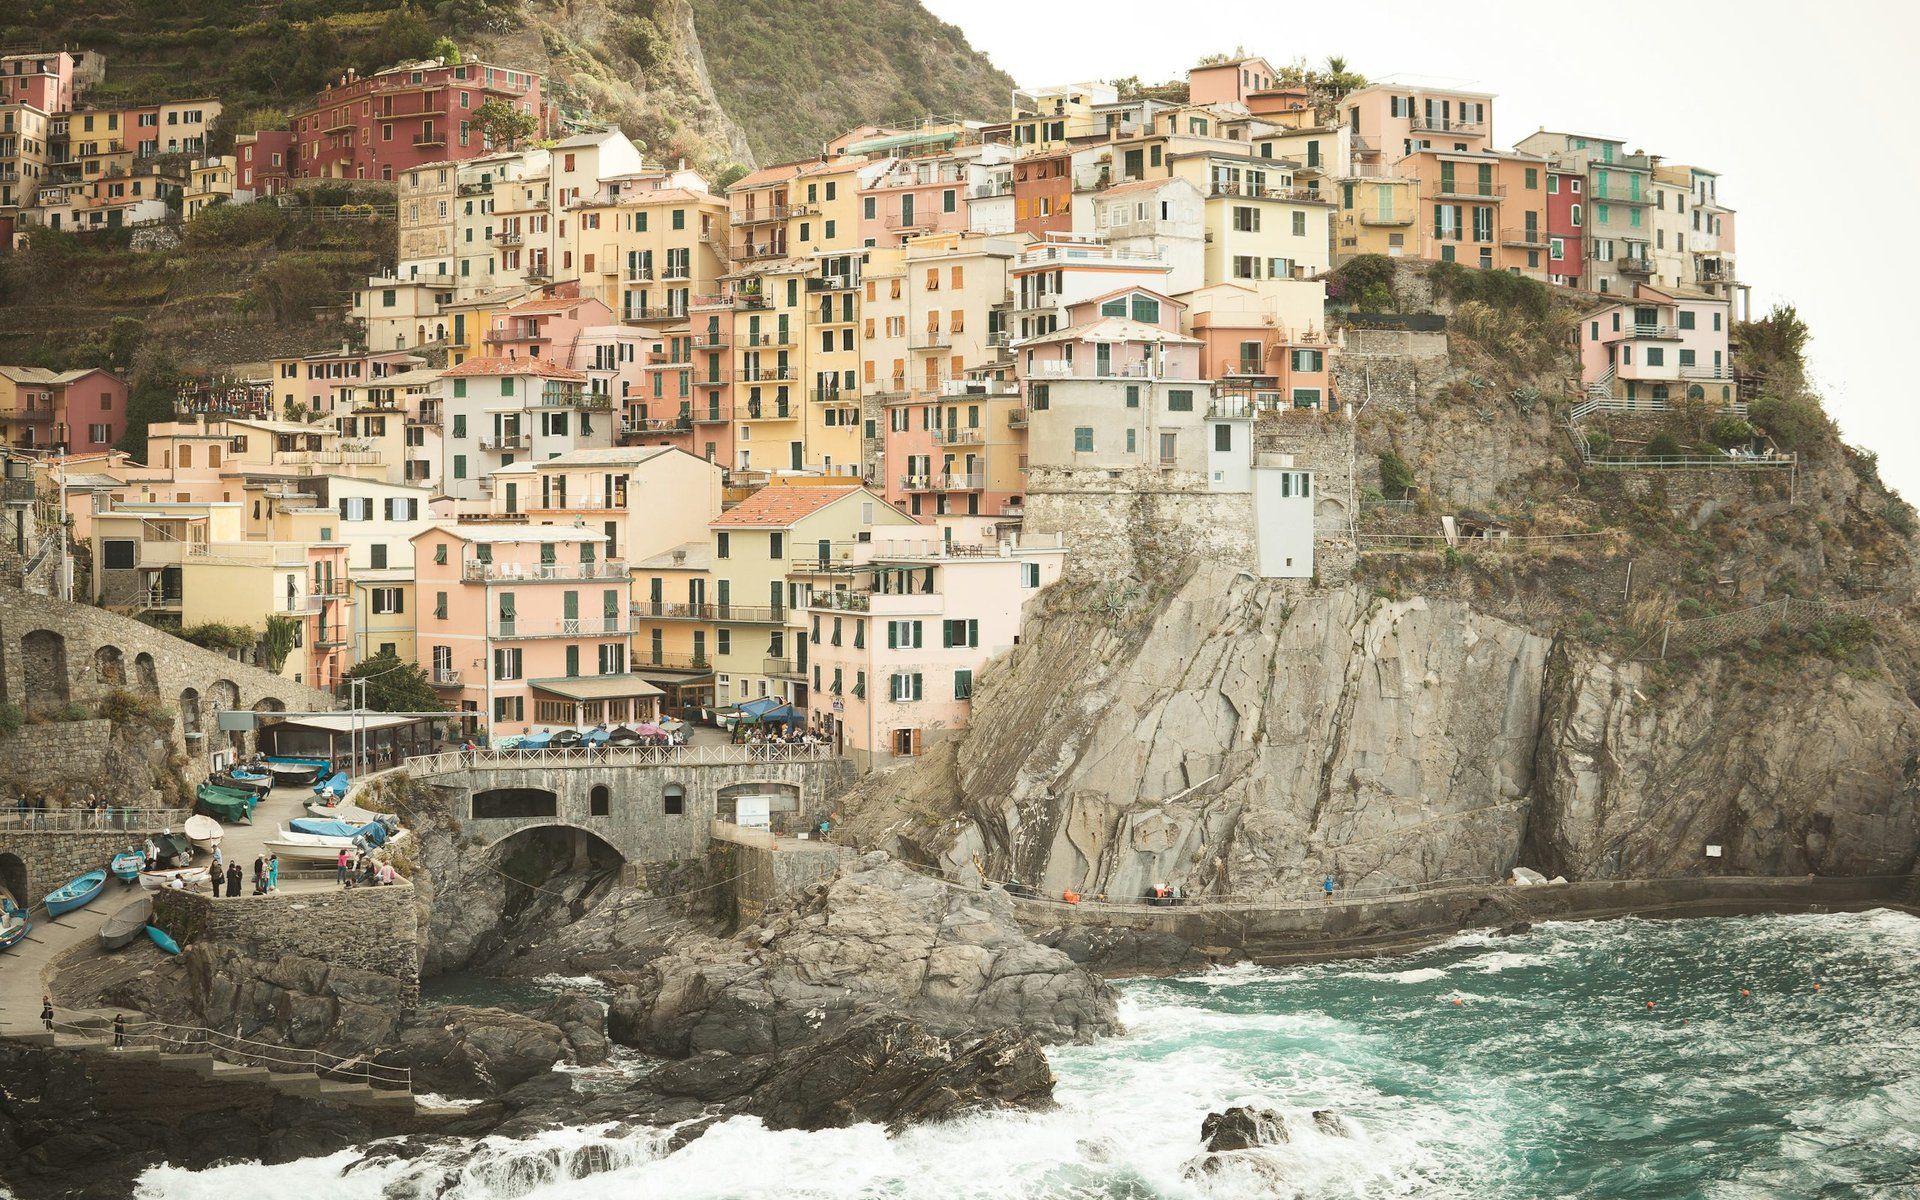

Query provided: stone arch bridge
[397,745,858,878]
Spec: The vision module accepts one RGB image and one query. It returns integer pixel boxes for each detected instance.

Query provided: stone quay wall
[0,827,160,906]
[154,882,422,1001]
[0,587,336,787]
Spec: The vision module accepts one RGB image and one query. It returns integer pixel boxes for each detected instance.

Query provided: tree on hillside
[252,256,334,323]
[343,651,445,713]
[473,98,538,150]
[116,355,187,463]
[371,4,436,70]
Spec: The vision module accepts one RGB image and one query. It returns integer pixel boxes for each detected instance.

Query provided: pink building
[1578,283,1734,406]
[1185,55,1279,108]
[269,348,423,418]
[0,51,77,112]
[484,293,613,366]
[860,157,972,248]
[290,57,550,182]
[803,530,1064,767]
[0,366,127,452]
[1344,84,1495,173]
[413,523,656,741]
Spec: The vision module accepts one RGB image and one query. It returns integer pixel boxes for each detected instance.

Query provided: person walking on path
[1322,874,1336,902]
[211,865,222,898]
[337,848,351,885]
[226,861,242,899]
[40,995,53,1032]
[267,854,279,893]
[112,1014,126,1050]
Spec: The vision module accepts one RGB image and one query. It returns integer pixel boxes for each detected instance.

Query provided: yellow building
[571,183,730,321]
[182,155,233,219]
[708,483,919,711]
[1009,82,1119,151]
[1169,148,1335,281]
[726,260,809,474]
[631,538,716,711]
[1334,176,1420,260]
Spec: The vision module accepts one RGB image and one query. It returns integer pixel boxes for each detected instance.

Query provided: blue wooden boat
[45,869,107,917]
[146,925,180,955]
[312,772,349,798]
[213,771,271,798]
[231,766,271,783]
[581,725,611,747]
[110,849,146,882]
[518,730,553,750]
[0,899,28,952]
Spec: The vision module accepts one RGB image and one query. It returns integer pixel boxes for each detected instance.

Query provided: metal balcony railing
[1500,227,1549,247]
[461,560,628,582]
[1409,115,1485,135]
[1434,182,1506,201]
[479,432,531,451]
[491,617,631,639]
[430,668,462,687]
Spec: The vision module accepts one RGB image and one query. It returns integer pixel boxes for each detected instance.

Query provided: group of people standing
[336,848,395,889]
[208,846,279,898]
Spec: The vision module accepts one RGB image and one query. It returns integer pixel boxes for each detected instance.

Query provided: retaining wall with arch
[0,586,335,783]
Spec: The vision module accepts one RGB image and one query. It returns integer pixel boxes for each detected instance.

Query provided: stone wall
[0,586,335,787]
[1024,469,1257,585]
[153,881,421,1001]
[0,827,162,906]
[0,717,180,810]
[709,824,856,920]
[1256,411,1359,581]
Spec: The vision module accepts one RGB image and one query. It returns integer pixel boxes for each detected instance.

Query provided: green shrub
[181,622,259,656]
[1585,429,1612,454]
[182,200,289,250]
[1645,433,1684,459]
[96,689,174,726]
[1708,415,1755,446]
[1886,501,1917,538]
[1748,393,1831,452]
[1377,449,1415,499]
[1329,255,1397,309]
[619,16,666,67]
[0,701,21,738]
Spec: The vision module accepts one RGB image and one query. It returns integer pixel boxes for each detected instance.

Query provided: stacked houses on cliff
[0,44,1754,765]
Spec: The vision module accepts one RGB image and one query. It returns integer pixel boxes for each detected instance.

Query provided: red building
[1012,148,1073,238]
[1546,167,1584,289]
[289,57,550,182]
[235,129,294,198]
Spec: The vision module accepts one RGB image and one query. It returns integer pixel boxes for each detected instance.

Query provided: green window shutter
[942,621,953,648]
[565,646,579,677]
[887,621,897,649]
[563,590,578,619]
[968,619,978,647]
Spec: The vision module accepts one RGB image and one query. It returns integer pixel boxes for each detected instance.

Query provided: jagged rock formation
[609,852,1119,1054]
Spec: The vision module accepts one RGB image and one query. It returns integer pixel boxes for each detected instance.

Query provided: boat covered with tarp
[194,783,258,824]
[98,896,154,951]
[263,756,331,785]
[513,730,554,751]
[312,771,350,798]
[605,725,643,745]
[150,832,193,868]
[581,725,610,747]
[212,771,271,798]
[45,869,107,916]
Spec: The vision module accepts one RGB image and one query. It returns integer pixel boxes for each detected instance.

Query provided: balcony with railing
[494,229,524,246]
[479,431,531,451]
[1015,243,1163,269]
[869,376,910,399]
[413,132,446,147]
[491,615,632,639]
[763,657,805,679]
[632,600,715,621]
[911,330,953,350]
[1358,208,1415,226]
[624,264,654,281]
[737,365,798,383]
[1409,115,1486,136]
[942,378,1019,398]
[742,401,796,421]
[635,653,713,673]
[1434,182,1506,202]
[885,211,934,230]
[1617,255,1655,276]
[806,274,855,292]
[1500,226,1549,247]
[460,559,629,582]
[689,330,729,349]
[1007,407,1030,430]
[733,292,773,309]
[430,668,463,688]
[809,388,857,405]
[933,426,985,446]
[740,331,795,348]
[537,384,611,409]
[622,416,692,435]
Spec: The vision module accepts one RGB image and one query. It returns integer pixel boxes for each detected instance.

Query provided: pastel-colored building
[290,57,550,181]
[1512,131,1655,295]
[1402,148,1549,277]
[0,366,126,452]
[182,156,233,218]
[413,523,651,740]
[1334,175,1419,260]
[234,129,293,199]
[436,356,614,501]
[1344,84,1495,171]
[1544,167,1584,288]
[1577,283,1735,406]
[1185,282,1335,412]
[803,529,1065,768]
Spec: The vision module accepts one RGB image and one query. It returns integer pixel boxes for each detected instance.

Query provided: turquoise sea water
[137,910,1920,1199]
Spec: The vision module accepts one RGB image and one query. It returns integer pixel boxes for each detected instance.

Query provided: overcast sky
[924,0,1920,501]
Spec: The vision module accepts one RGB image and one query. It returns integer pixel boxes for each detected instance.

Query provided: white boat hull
[183,815,224,852]
[139,867,210,892]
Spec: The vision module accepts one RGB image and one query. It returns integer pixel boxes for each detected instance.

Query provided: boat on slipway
[110,849,147,883]
[45,870,108,917]
[98,896,155,951]
[184,814,224,852]
[139,866,210,892]
[194,783,258,824]
[263,757,331,786]
[0,900,29,952]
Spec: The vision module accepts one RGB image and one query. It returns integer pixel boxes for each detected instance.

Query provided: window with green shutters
[1477,163,1492,195]
[1129,296,1160,323]
[1524,168,1538,189]
[886,620,923,649]
[1679,310,1696,330]
[563,591,578,623]
[1100,297,1126,317]
[1125,385,1139,409]
[1167,390,1193,412]
[1074,426,1094,452]
[453,455,467,480]
[604,589,620,626]
[452,414,467,438]
[541,543,556,565]
[565,645,579,677]
[954,669,973,700]
[453,379,467,398]
[434,542,448,564]
[889,672,923,702]
[501,377,514,397]
[434,591,447,619]
[942,619,978,648]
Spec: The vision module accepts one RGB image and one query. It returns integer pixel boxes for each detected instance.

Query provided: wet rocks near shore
[600,852,1118,1128]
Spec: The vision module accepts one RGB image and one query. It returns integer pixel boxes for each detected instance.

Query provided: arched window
[589,784,611,817]
[663,784,685,816]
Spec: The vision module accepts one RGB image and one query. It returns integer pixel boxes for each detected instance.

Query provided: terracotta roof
[711,485,863,528]
[440,355,589,381]
[1098,177,1188,197]
[732,162,807,190]
[503,297,589,316]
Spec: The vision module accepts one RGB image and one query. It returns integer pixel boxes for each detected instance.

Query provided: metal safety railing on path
[404,742,834,776]
[0,807,193,833]
[40,1016,410,1090]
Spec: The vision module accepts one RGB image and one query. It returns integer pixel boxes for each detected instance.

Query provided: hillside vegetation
[0,0,1011,168]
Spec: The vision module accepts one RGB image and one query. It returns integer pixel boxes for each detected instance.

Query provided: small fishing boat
[98,896,154,951]
[551,729,584,749]
[150,832,194,869]
[183,814,224,853]
[581,725,611,748]
[289,817,362,838]
[263,756,331,786]
[304,800,383,823]
[517,730,553,751]
[212,771,271,798]
[110,849,146,883]
[194,783,257,824]
[147,925,180,955]
[44,869,108,917]
[261,829,356,862]
[606,725,643,746]
[138,866,210,892]
[312,772,349,798]
[230,766,272,785]
[0,900,29,952]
